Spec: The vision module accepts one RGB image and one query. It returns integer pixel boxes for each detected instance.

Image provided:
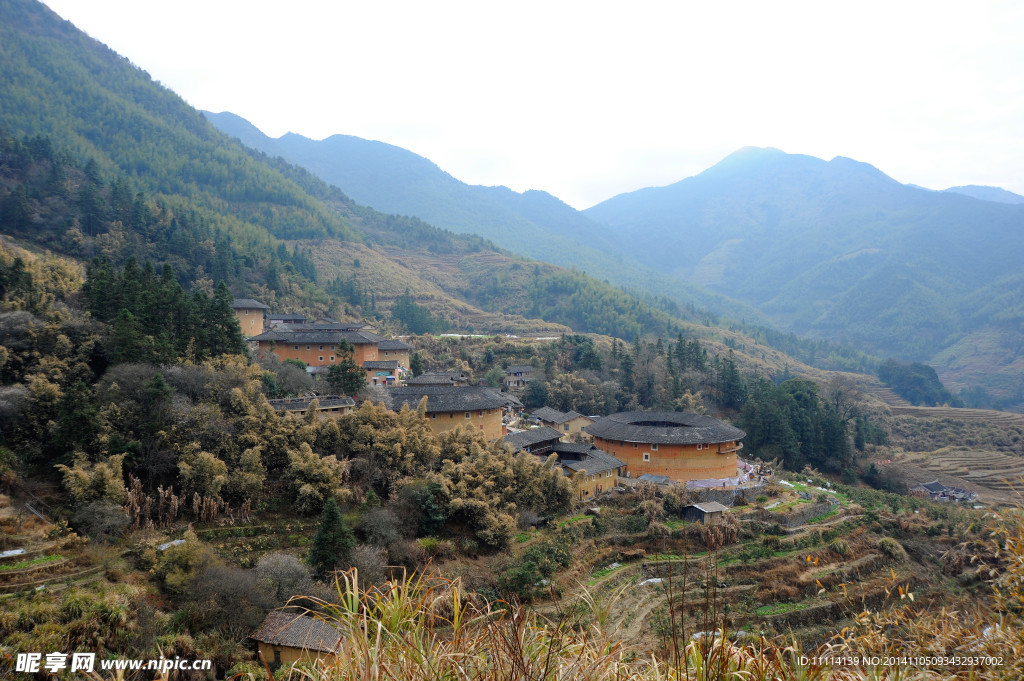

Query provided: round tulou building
[585,412,745,485]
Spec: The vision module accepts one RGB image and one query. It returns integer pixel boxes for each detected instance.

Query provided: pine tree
[307,498,354,580]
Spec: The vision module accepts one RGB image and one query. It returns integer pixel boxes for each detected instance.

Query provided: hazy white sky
[43,0,1024,209]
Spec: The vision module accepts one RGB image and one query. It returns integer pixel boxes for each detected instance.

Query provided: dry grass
[235,504,1024,681]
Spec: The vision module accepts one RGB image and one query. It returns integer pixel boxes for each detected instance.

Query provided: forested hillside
[585,147,1024,407]
[203,111,772,329]
[0,0,710,343]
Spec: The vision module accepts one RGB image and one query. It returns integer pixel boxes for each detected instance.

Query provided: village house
[503,365,536,391]
[682,501,729,524]
[389,385,512,440]
[502,427,625,501]
[913,480,976,502]
[231,298,270,338]
[364,360,400,386]
[267,395,356,418]
[251,611,341,668]
[585,411,745,486]
[377,339,414,371]
[267,312,307,327]
[249,325,386,370]
[531,406,593,439]
[405,372,470,387]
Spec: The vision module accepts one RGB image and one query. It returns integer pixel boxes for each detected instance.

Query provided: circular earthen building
[585,411,745,484]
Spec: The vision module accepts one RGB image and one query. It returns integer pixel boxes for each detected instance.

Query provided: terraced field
[887,449,1024,503]
[889,405,1024,426]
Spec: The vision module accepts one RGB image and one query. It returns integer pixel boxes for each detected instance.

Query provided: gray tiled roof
[390,386,509,413]
[505,365,535,374]
[250,329,385,345]
[378,339,415,351]
[231,298,270,310]
[689,502,729,514]
[532,407,588,424]
[363,360,399,370]
[405,372,468,385]
[268,396,355,412]
[503,427,563,450]
[556,446,625,476]
[586,411,745,445]
[250,611,341,653]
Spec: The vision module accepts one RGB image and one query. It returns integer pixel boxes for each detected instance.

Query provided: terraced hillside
[884,448,1024,505]
[522,482,981,654]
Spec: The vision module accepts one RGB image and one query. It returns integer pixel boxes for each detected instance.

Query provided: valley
[1,0,1024,679]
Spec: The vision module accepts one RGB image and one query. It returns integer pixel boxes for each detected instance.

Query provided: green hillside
[585,147,1024,407]
[0,0,699,343]
[203,111,770,328]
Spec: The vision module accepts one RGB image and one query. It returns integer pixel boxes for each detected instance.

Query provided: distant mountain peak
[943,185,1024,205]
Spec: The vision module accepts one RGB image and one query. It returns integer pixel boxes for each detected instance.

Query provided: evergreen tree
[410,351,425,377]
[307,498,354,580]
[326,340,366,395]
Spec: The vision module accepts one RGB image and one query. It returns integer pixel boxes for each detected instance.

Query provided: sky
[42,0,1024,209]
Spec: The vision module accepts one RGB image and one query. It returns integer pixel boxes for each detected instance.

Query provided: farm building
[251,611,341,668]
[682,501,729,524]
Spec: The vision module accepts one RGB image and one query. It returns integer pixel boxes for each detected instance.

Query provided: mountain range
[204,116,1024,408]
[5,0,1024,408]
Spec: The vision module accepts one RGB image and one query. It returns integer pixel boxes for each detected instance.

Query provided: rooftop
[502,426,563,450]
[250,328,386,345]
[231,298,270,310]
[268,396,355,412]
[363,360,399,370]
[378,339,415,351]
[250,611,341,654]
[405,372,468,386]
[532,406,589,424]
[390,386,509,413]
[505,365,535,374]
[586,411,745,445]
[554,445,625,476]
[689,502,730,514]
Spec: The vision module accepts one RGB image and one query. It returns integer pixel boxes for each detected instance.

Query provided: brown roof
[250,611,341,654]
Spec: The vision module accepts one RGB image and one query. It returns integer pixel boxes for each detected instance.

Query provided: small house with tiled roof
[364,360,400,386]
[377,339,415,373]
[268,312,307,327]
[406,372,469,387]
[251,611,341,668]
[267,396,356,418]
[502,430,625,501]
[250,327,386,369]
[231,298,270,337]
[503,365,536,390]
[390,385,509,439]
[682,501,729,525]
[586,411,744,486]
[532,407,593,439]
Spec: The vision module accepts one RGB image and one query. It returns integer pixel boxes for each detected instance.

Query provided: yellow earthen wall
[257,642,335,668]
[235,309,265,337]
[424,409,504,440]
[594,438,738,483]
[258,341,378,367]
[573,468,618,500]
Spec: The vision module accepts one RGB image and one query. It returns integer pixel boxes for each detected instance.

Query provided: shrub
[417,537,456,560]
[877,537,907,561]
[830,539,851,558]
